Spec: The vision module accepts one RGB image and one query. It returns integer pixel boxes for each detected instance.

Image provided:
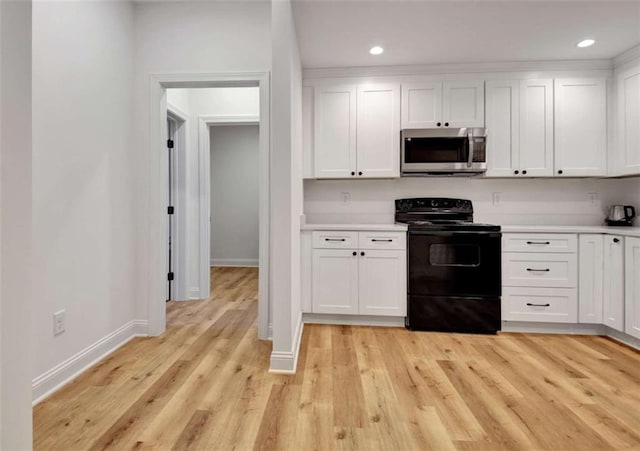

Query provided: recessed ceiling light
[369,46,384,55]
[577,39,595,48]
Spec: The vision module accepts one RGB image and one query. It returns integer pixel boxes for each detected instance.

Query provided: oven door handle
[408,230,501,237]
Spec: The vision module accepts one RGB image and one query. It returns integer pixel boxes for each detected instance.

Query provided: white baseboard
[269,314,304,374]
[32,319,148,405]
[210,258,259,267]
[605,327,640,350]
[303,313,405,328]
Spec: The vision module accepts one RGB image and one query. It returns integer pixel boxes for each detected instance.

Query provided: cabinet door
[314,84,357,178]
[603,235,624,332]
[485,80,520,177]
[554,79,607,177]
[442,80,485,128]
[625,237,640,338]
[357,84,400,178]
[401,82,442,129]
[302,86,314,179]
[312,249,359,314]
[519,79,554,177]
[578,234,604,324]
[617,64,640,175]
[358,250,407,316]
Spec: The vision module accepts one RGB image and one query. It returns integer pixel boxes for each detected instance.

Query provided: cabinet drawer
[358,231,406,250]
[503,252,577,288]
[503,287,577,323]
[502,233,577,253]
[312,231,358,249]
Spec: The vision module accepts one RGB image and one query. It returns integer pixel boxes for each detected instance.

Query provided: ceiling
[292,1,640,69]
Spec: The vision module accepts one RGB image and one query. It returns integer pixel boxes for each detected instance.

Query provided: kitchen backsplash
[304,177,640,226]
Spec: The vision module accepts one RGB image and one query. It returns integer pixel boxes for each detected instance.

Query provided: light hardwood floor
[34,267,640,450]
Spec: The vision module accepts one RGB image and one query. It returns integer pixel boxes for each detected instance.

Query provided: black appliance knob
[431,200,438,207]
[522,170,528,175]
[437,122,442,127]
[514,170,519,175]
[558,170,563,175]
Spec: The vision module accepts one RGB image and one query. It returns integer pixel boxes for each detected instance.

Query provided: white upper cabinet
[401,82,442,129]
[625,237,640,339]
[357,84,400,178]
[603,235,625,332]
[401,80,484,129]
[519,79,554,177]
[302,86,314,179]
[485,80,520,177]
[313,84,357,178]
[554,78,607,177]
[616,63,640,176]
[442,80,485,128]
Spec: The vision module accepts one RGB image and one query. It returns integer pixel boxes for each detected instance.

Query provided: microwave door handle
[467,131,474,168]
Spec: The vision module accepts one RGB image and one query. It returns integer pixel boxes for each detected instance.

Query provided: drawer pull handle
[526,268,550,272]
[372,239,393,242]
[325,238,346,242]
[526,303,550,307]
[527,241,550,245]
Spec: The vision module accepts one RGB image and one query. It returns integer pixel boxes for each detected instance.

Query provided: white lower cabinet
[310,231,407,317]
[358,250,406,316]
[603,235,625,332]
[312,249,359,314]
[625,237,640,339]
[578,234,604,323]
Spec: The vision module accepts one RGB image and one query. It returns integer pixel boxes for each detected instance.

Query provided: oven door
[408,230,501,297]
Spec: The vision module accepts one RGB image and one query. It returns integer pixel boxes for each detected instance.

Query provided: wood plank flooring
[34,267,640,450]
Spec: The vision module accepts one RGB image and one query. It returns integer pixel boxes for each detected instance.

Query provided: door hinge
[167,206,175,215]
[167,272,174,281]
[167,139,174,149]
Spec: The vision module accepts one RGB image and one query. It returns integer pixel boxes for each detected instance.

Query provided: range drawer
[503,252,577,288]
[503,287,577,323]
[358,231,406,250]
[312,231,358,249]
[502,233,577,253]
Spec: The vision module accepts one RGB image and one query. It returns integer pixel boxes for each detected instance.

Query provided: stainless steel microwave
[401,128,488,175]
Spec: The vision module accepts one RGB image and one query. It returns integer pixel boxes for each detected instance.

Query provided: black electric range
[395,198,502,334]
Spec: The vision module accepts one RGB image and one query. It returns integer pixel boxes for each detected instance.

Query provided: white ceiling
[292,1,640,68]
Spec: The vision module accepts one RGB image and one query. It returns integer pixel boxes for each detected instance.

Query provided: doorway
[148,73,270,340]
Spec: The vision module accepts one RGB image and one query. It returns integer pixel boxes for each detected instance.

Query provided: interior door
[166,117,176,301]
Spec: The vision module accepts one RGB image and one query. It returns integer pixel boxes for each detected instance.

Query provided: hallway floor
[34,267,640,450]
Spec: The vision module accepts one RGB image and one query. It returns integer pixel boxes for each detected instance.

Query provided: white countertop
[502,225,640,237]
[301,223,408,232]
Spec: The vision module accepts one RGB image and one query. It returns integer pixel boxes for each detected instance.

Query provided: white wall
[134,2,270,317]
[32,0,137,383]
[304,177,640,226]
[1,1,33,447]
[210,125,260,267]
[270,0,303,372]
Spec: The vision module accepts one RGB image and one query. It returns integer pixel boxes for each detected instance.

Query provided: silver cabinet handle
[467,129,474,168]
[526,303,550,307]
[526,268,550,272]
[527,241,550,245]
[325,238,346,242]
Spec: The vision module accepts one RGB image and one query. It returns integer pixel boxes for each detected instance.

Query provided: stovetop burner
[395,198,500,232]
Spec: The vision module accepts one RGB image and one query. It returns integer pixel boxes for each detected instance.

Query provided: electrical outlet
[341,192,351,203]
[53,310,65,336]
[492,192,502,206]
